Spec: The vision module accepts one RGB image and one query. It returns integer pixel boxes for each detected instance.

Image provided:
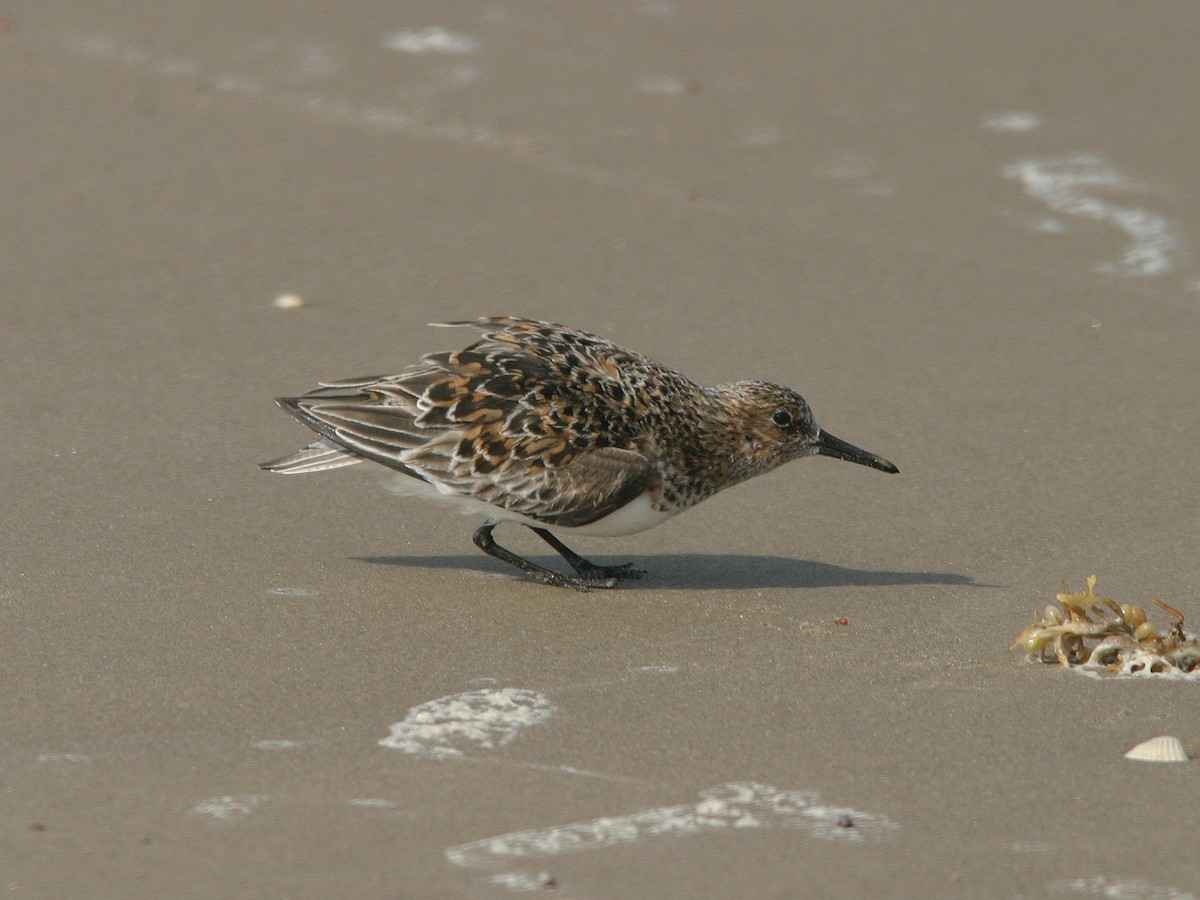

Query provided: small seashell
[272,293,308,309]
[1123,735,1190,763]
[1133,622,1157,642]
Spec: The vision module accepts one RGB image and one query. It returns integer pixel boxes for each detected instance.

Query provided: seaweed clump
[1012,576,1200,676]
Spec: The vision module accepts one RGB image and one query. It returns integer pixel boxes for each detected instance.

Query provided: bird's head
[719,381,899,475]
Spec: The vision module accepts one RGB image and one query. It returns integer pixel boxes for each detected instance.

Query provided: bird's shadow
[353,552,980,591]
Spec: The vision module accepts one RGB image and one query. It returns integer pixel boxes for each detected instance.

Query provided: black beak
[814,430,899,474]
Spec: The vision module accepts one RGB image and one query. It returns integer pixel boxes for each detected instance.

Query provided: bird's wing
[267,362,657,526]
[266,318,665,523]
[455,446,655,528]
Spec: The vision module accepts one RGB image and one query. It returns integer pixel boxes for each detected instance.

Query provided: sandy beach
[3,2,1199,896]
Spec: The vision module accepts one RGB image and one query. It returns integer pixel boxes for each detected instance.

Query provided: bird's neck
[650,385,772,506]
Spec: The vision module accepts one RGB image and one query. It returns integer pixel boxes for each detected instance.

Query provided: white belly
[383,475,676,537]
[557,492,677,537]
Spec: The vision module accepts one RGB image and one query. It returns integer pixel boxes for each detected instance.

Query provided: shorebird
[261,317,898,590]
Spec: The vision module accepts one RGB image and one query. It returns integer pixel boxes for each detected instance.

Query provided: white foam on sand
[1068,664,1200,683]
[68,32,489,145]
[190,795,264,820]
[267,586,315,598]
[382,28,478,55]
[981,110,1041,132]
[1002,154,1180,277]
[65,32,723,208]
[1053,875,1196,900]
[445,782,896,889]
[379,688,555,758]
[488,872,559,892]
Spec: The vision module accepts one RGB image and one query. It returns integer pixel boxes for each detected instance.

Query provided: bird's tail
[259,438,365,474]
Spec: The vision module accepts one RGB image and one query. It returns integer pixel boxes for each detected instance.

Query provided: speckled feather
[263,317,896,535]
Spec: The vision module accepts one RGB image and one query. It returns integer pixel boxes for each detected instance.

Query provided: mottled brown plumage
[261,317,898,590]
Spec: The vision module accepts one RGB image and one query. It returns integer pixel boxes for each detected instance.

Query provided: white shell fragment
[272,293,308,309]
[1123,735,1190,763]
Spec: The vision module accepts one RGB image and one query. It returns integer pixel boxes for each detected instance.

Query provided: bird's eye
[771,410,793,428]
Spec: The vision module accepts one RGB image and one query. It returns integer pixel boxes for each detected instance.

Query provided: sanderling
[261,317,898,590]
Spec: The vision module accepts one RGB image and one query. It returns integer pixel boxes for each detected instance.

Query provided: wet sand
[3,2,1199,896]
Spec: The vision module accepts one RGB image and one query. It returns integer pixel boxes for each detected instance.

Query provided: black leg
[530,528,645,583]
[472,522,603,592]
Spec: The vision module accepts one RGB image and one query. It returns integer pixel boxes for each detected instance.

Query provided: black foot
[531,529,645,584]
[472,523,617,591]
[471,523,646,590]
